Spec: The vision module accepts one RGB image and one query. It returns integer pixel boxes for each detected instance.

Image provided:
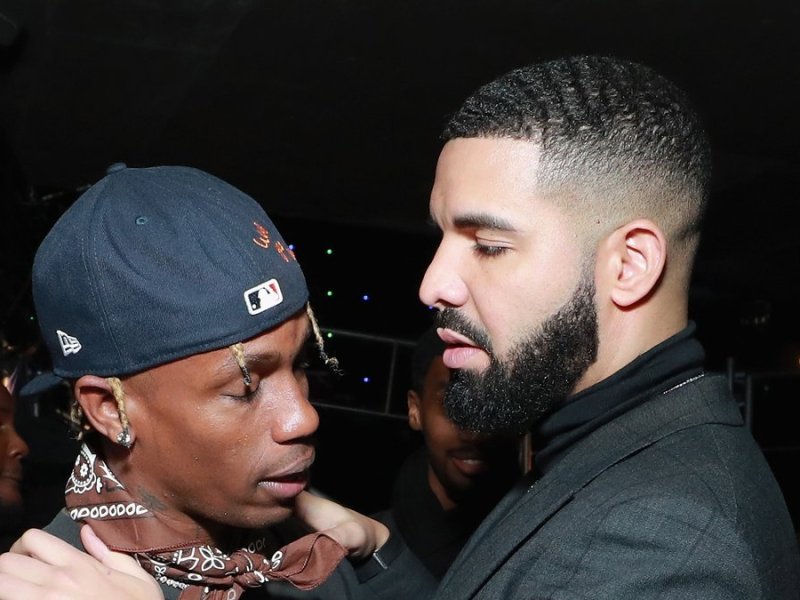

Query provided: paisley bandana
[65,443,347,599]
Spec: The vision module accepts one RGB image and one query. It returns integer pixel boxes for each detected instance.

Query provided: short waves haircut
[443,55,712,266]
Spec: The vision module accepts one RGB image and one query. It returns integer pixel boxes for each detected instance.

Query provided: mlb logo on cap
[245,279,284,316]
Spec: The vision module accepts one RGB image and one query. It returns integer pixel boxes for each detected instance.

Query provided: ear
[74,375,135,445]
[602,219,666,309]
[407,390,422,431]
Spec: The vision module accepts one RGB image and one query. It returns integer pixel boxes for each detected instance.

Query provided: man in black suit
[401,53,800,598]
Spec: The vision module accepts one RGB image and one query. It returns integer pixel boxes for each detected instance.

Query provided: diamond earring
[116,427,132,448]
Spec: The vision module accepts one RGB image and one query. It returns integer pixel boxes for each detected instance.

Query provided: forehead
[146,311,312,380]
[238,313,312,357]
[430,137,544,225]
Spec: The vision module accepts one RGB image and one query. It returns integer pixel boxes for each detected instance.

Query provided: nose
[419,242,468,309]
[8,426,29,460]
[271,377,319,444]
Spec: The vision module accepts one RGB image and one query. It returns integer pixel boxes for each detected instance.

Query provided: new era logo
[57,330,82,356]
[244,279,284,315]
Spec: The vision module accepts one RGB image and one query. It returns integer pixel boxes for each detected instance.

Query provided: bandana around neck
[64,443,347,599]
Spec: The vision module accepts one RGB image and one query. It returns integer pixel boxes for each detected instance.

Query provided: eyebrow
[217,326,315,377]
[452,212,517,232]
[214,352,274,380]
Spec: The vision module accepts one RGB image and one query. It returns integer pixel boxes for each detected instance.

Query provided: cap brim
[18,372,68,397]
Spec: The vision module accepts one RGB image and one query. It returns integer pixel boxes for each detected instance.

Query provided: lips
[262,469,309,484]
[450,455,489,477]
[448,445,491,475]
[261,452,314,482]
[256,454,314,500]
[437,328,489,369]
[257,469,310,501]
[437,328,478,347]
[0,472,23,484]
[450,444,491,460]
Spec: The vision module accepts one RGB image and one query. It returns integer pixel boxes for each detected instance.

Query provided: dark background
[0,0,798,525]
[1,0,799,367]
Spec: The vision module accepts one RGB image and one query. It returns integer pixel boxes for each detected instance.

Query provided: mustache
[435,308,492,353]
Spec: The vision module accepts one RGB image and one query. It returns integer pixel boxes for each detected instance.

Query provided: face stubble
[437,270,599,435]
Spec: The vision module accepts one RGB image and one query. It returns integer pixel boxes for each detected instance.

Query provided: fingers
[80,525,153,584]
[0,527,164,600]
[0,551,62,586]
[293,490,390,560]
[293,490,329,527]
[0,547,83,600]
[9,528,79,566]
[80,524,110,561]
[0,570,50,600]
[294,490,355,532]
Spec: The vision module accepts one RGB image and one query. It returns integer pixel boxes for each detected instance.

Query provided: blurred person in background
[372,325,524,579]
[0,381,29,552]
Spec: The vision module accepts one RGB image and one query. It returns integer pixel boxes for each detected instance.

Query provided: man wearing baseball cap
[0,164,427,599]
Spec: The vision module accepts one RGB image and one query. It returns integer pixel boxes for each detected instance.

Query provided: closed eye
[225,380,260,402]
[295,334,318,372]
[474,242,510,257]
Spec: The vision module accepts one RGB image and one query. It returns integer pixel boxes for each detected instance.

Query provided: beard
[437,271,599,435]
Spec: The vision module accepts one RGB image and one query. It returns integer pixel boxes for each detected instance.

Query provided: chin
[238,504,296,530]
[0,486,23,508]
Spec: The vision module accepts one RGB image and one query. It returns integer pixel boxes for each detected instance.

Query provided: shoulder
[43,509,84,550]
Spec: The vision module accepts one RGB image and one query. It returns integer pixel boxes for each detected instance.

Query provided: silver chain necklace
[662,372,705,395]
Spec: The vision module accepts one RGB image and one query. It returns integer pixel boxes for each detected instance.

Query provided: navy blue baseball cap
[20,164,309,397]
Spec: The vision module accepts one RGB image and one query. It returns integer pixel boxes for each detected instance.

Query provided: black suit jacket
[367,374,800,599]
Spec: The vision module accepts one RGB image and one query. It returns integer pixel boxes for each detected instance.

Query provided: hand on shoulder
[0,526,163,600]
[293,490,390,561]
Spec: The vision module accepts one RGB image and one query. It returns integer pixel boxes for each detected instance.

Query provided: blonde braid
[228,303,341,384]
[230,342,252,386]
[306,303,340,374]
[68,399,91,440]
[106,377,130,431]
[67,376,130,441]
